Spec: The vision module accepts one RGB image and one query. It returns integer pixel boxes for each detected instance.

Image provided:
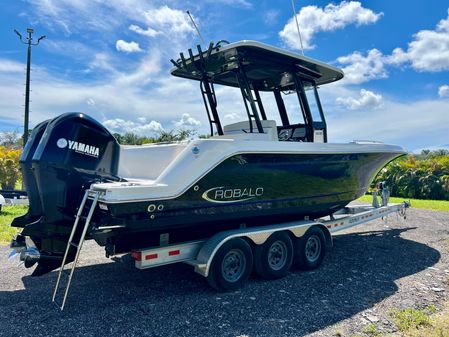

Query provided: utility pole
[14,28,46,147]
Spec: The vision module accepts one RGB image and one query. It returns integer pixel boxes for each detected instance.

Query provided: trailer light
[131,251,142,261]
[145,253,158,260]
[169,250,180,256]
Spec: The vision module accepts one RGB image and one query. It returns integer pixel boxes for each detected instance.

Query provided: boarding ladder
[52,189,100,310]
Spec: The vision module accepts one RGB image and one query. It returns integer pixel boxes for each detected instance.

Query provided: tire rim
[268,240,288,271]
[221,249,246,283]
[305,235,321,262]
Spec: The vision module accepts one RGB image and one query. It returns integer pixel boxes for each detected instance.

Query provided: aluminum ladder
[52,189,100,310]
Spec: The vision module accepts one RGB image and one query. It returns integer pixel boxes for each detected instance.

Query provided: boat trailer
[49,189,409,310]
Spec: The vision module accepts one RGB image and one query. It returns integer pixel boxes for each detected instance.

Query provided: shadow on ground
[0,227,441,337]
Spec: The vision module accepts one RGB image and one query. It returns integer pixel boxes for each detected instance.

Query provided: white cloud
[263,9,280,26]
[439,85,449,98]
[0,57,203,132]
[87,53,118,74]
[387,9,449,72]
[26,0,148,35]
[224,112,241,120]
[331,99,449,150]
[115,40,142,53]
[175,113,201,128]
[337,49,388,84]
[103,118,163,136]
[336,89,382,110]
[129,24,159,38]
[143,6,195,38]
[216,0,253,9]
[279,1,382,50]
[0,59,24,73]
[334,10,449,85]
[316,82,449,150]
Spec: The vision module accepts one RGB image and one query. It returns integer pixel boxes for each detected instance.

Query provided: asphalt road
[1,207,448,337]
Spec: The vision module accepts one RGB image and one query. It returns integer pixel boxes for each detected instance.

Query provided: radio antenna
[291,0,305,55]
[186,10,205,44]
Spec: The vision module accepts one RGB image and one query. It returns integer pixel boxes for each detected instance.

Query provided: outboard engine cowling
[32,112,120,224]
[11,119,50,227]
[15,112,120,276]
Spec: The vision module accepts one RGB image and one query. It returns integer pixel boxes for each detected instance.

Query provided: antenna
[291,0,305,55]
[186,10,205,44]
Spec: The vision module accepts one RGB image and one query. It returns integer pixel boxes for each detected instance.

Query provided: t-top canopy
[170,40,344,91]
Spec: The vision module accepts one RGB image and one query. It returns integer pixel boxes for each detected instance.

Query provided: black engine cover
[15,112,120,275]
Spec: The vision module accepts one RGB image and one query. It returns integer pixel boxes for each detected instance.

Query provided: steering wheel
[278,129,292,141]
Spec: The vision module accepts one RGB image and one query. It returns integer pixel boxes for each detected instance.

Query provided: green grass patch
[386,304,449,337]
[389,307,432,332]
[358,195,449,212]
[362,323,380,336]
[0,205,27,244]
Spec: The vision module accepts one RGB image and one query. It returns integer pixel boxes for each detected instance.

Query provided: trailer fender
[194,221,326,277]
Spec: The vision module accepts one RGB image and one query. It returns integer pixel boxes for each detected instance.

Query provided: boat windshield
[303,82,324,123]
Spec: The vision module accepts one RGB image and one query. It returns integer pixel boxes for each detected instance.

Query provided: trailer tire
[254,231,293,280]
[207,238,253,291]
[294,227,325,270]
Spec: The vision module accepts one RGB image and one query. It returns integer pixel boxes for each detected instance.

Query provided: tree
[114,129,196,145]
[0,131,22,149]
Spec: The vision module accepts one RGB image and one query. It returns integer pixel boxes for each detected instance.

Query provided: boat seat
[117,143,188,181]
[223,120,278,141]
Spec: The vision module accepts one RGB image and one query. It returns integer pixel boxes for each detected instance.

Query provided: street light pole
[14,28,46,147]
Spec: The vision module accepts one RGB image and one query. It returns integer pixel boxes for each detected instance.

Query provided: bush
[374,151,449,200]
[0,146,22,190]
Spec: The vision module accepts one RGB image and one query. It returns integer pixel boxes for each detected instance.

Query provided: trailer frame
[132,201,409,277]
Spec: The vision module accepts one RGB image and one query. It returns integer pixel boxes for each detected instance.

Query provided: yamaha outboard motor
[11,113,120,276]
[12,119,50,227]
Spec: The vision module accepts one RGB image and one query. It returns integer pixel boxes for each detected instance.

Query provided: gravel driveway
[1,207,448,337]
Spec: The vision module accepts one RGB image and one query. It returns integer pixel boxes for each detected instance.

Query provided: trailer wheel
[254,231,293,279]
[294,227,325,270]
[207,238,253,291]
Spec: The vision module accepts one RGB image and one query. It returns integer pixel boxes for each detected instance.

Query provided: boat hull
[92,151,401,252]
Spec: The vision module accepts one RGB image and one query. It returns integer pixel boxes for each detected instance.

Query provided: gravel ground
[0,207,448,337]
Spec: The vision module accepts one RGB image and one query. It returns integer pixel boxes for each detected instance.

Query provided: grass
[14,178,23,190]
[389,307,432,332]
[362,323,380,336]
[0,205,27,244]
[358,195,449,212]
[387,305,449,337]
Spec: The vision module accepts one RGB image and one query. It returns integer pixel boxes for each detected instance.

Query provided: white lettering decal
[59,138,100,158]
[202,186,264,204]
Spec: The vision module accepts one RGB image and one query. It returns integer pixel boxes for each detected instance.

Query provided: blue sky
[0,0,448,152]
